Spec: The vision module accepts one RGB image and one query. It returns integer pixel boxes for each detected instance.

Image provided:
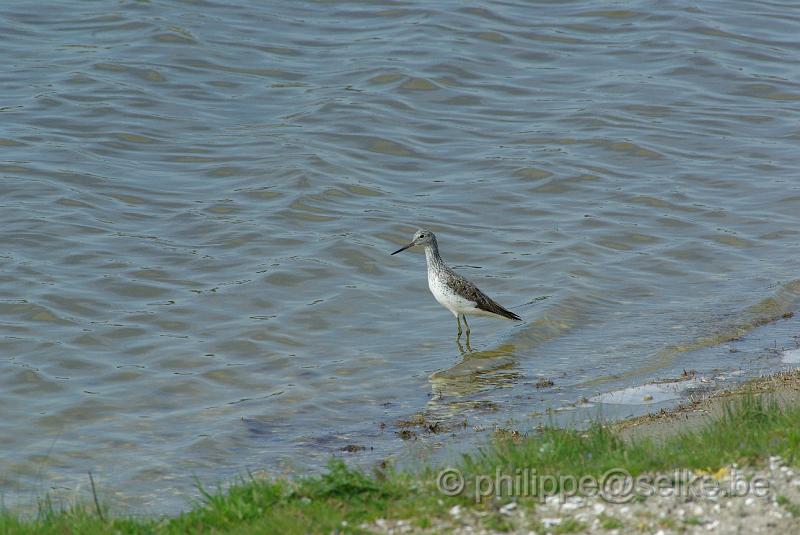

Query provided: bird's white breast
[427,268,477,317]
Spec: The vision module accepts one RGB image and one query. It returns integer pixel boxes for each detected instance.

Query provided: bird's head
[390,228,435,255]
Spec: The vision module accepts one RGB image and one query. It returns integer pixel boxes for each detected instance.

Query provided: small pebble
[561,500,580,511]
[593,503,606,514]
[499,502,517,515]
[545,495,560,506]
[541,518,561,528]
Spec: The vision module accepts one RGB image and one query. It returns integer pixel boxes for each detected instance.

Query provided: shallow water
[2,0,800,514]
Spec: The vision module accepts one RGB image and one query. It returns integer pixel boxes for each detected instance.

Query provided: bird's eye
[419,234,425,238]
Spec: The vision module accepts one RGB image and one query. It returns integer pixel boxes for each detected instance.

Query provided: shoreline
[3,368,799,534]
[409,368,800,535]
[617,367,800,439]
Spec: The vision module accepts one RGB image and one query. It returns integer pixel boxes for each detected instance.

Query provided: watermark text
[435,467,770,504]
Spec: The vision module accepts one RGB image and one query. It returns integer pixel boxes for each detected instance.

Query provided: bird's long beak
[390,242,415,255]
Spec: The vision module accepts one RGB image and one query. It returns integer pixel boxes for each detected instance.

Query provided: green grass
[777,495,800,517]
[552,517,586,533]
[3,394,799,534]
[461,394,799,498]
[598,513,623,529]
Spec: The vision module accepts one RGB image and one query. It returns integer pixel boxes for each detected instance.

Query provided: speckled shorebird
[390,229,522,339]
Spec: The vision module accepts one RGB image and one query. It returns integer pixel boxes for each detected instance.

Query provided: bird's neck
[424,238,446,272]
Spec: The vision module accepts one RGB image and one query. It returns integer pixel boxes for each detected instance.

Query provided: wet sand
[619,368,800,441]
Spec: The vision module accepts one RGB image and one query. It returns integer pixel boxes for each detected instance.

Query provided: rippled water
[2,0,800,514]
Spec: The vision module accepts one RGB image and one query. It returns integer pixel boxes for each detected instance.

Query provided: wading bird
[390,229,521,341]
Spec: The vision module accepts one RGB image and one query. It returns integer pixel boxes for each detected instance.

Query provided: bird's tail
[479,298,522,321]
[497,305,522,321]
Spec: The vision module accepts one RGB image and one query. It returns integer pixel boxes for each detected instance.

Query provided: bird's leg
[456,315,462,339]
[462,315,472,349]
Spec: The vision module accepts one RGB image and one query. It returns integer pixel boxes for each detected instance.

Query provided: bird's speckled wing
[444,271,522,321]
